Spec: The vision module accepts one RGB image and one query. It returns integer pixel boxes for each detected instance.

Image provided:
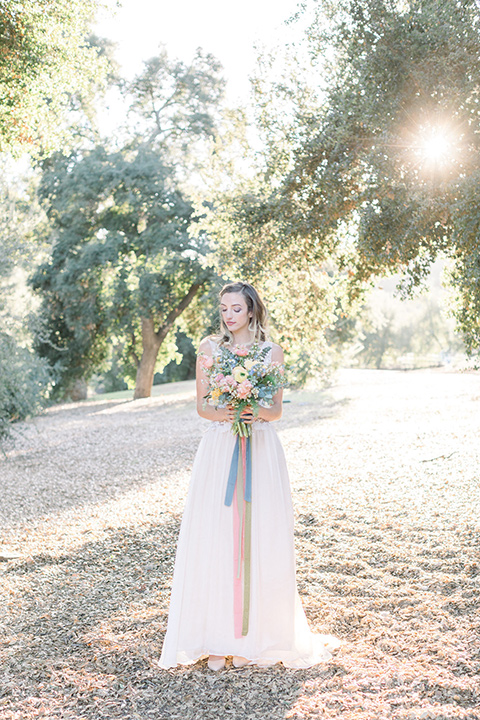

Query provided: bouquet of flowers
[198,343,287,436]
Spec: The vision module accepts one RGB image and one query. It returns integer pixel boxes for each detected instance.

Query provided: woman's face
[220,292,251,336]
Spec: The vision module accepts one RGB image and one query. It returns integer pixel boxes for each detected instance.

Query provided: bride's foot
[232,655,250,668]
[207,655,225,671]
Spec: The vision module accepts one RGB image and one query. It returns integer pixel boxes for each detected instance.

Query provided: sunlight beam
[422,129,451,165]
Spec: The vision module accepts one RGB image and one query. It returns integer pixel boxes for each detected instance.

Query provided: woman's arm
[195,338,235,423]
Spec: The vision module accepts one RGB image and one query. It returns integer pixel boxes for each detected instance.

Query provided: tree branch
[154,281,204,343]
[127,332,140,368]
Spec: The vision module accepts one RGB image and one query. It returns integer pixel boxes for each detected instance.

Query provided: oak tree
[233,0,480,355]
[0,0,109,156]
[32,49,225,398]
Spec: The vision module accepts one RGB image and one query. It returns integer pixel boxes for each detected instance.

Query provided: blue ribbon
[224,436,240,507]
[224,435,252,505]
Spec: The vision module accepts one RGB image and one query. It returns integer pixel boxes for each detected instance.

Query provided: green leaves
[126,47,225,152]
[238,0,480,357]
[0,0,110,156]
[0,332,51,446]
[31,143,212,395]
[27,44,227,396]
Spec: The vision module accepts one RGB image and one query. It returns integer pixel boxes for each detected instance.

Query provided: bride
[158,281,340,670]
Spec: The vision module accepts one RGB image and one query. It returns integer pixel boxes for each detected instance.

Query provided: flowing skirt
[158,420,340,669]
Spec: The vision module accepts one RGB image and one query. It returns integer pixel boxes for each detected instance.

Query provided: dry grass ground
[0,368,479,720]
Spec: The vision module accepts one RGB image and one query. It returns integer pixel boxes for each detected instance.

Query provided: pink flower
[237,379,253,399]
[201,355,214,369]
[233,346,249,356]
[225,375,236,386]
[214,373,225,383]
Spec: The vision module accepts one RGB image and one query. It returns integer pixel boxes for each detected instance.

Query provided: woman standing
[158,281,340,670]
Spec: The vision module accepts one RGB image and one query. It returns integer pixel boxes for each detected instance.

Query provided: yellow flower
[233,366,248,383]
[210,388,222,404]
[244,359,256,371]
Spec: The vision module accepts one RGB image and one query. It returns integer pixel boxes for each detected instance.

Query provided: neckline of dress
[225,340,268,350]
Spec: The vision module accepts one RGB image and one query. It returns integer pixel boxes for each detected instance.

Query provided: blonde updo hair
[219,281,268,346]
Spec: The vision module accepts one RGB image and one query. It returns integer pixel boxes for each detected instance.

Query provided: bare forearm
[197,403,230,422]
[197,402,282,423]
[257,403,282,422]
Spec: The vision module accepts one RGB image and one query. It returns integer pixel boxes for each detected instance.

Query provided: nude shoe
[207,655,226,671]
[232,656,250,668]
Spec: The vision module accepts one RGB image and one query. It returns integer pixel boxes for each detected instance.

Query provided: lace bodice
[206,337,273,363]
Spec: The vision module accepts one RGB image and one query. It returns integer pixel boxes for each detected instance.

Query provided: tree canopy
[229,0,480,354]
[125,46,225,156]
[31,49,226,398]
[0,0,109,156]
[31,145,212,398]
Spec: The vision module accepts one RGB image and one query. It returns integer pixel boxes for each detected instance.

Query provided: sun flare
[422,130,451,164]
[403,118,462,178]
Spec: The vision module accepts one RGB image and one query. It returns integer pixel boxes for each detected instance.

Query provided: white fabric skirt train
[159,420,340,669]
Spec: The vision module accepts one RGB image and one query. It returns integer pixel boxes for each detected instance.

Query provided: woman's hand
[225,404,236,423]
[238,406,255,424]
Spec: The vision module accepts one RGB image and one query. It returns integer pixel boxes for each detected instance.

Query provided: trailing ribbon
[224,433,252,638]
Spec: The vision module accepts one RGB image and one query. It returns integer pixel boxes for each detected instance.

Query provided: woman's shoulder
[264,340,284,362]
[197,335,221,355]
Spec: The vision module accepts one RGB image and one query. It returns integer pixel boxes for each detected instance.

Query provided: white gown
[159,342,340,669]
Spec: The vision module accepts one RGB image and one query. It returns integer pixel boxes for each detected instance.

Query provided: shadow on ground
[0,388,347,527]
[292,509,480,719]
[0,520,345,720]
[2,507,479,719]
[1,373,480,719]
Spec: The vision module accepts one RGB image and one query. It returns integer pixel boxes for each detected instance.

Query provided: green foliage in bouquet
[199,343,287,436]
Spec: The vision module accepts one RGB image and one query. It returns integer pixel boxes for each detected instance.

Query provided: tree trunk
[133,318,161,399]
[133,282,204,399]
[67,378,88,401]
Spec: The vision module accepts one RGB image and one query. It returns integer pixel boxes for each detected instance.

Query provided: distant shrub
[153,332,196,385]
[0,333,51,446]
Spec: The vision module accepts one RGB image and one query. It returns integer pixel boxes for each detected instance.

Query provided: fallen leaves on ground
[0,370,479,720]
